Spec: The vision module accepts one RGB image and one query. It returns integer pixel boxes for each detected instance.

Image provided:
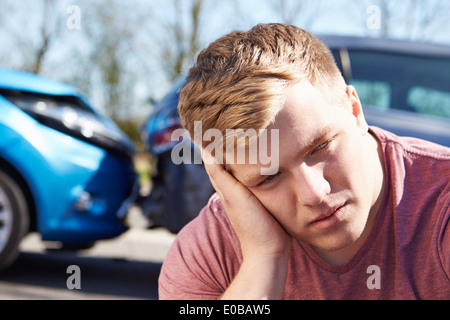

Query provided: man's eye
[257,172,279,186]
[312,141,329,154]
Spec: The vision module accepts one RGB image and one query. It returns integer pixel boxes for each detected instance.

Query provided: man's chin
[306,226,366,264]
[310,238,354,253]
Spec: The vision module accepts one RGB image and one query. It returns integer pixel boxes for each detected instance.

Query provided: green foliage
[115,119,142,145]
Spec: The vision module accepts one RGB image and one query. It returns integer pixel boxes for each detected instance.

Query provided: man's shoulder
[370,126,450,162]
[370,128,450,290]
[371,126,449,223]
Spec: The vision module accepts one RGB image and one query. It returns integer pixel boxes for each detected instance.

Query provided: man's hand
[202,150,291,300]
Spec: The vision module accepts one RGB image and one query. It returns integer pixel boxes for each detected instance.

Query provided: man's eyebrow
[299,124,334,156]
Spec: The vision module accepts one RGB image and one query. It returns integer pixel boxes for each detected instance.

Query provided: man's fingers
[201,148,224,194]
[201,148,243,200]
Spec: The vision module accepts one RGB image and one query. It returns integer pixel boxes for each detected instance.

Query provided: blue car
[0,68,139,271]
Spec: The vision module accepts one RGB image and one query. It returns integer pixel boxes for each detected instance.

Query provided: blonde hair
[178,23,348,149]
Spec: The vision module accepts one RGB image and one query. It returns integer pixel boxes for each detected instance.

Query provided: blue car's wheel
[0,170,29,272]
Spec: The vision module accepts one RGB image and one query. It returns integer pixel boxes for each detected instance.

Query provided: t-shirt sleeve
[438,185,450,281]
[158,194,242,300]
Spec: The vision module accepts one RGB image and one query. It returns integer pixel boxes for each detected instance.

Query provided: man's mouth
[310,203,347,231]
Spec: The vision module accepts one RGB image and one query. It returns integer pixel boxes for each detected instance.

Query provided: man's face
[228,81,385,255]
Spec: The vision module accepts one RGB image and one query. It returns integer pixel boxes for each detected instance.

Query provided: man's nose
[295,163,331,207]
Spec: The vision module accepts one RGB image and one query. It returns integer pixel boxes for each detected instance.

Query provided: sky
[1,0,449,119]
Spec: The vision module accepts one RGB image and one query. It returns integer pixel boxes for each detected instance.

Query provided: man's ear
[346,85,368,134]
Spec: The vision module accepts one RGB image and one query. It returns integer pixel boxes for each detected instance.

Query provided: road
[0,206,176,300]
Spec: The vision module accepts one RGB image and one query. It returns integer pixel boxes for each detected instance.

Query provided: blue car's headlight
[1,89,135,158]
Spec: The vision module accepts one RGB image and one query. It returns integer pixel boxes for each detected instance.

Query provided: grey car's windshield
[346,50,450,119]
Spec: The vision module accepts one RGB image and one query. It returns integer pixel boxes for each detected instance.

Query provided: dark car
[321,35,450,146]
[138,35,450,233]
[138,79,214,233]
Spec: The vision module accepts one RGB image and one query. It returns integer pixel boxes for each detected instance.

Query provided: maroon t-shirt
[159,127,450,299]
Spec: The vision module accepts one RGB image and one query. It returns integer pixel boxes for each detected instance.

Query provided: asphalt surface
[0,206,176,300]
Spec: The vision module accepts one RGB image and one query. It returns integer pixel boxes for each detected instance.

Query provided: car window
[346,50,450,119]
[351,79,390,111]
[407,86,450,119]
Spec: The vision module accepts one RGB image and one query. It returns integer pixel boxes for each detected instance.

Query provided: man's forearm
[220,254,289,300]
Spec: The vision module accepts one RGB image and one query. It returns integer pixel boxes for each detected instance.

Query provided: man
[158,23,450,299]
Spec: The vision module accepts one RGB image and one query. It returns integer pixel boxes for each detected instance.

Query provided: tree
[77,0,152,120]
[29,0,66,74]
[267,0,320,27]
[159,0,205,83]
[363,0,450,42]
[0,0,67,74]
[230,0,320,30]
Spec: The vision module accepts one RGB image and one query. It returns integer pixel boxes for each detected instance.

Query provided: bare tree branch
[160,0,205,83]
[1,0,66,74]
[266,0,320,28]
[362,0,450,42]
